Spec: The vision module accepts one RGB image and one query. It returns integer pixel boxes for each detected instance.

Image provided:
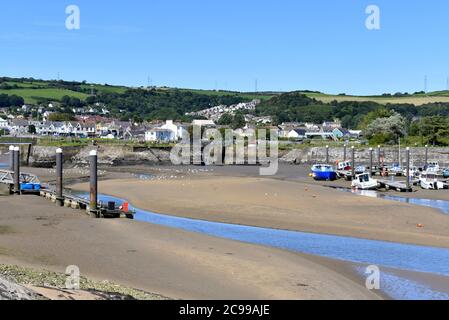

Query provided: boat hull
[312,171,337,181]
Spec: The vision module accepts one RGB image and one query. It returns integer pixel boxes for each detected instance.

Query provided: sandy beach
[3,163,449,300]
[0,195,380,300]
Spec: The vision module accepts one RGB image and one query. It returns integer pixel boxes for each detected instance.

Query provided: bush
[369,133,395,145]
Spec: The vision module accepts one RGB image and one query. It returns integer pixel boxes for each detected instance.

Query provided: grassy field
[304,91,449,105]
[0,88,89,104]
[4,77,449,105]
[80,84,129,94]
[1,79,274,104]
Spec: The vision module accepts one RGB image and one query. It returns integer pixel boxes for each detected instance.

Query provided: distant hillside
[256,91,449,129]
[0,77,274,105]
[302,91,449,105]
[0,77,127,104]
[3,76,449,106]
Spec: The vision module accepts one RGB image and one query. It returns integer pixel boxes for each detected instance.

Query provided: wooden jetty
[377,179,413,192]
[3,146,134,219]
[39,188,135,219]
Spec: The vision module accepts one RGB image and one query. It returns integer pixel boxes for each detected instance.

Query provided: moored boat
[351,173,379,190]
[311,164,337,181]
[419,173,448,190]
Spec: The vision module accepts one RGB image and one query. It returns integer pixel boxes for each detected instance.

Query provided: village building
[287,129,307,140]
[0,117,8,129]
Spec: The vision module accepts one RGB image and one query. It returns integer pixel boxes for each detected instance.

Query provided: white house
[145,128,175,142]
[287,129,307,140]
[143,120,187,142]
[0,117,8,129]
[160,120,187,141]
[8,119,29,135]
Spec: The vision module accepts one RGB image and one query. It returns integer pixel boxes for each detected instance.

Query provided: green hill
[4,76,449,106]
[302,91,449,105]
[0,77,275,104]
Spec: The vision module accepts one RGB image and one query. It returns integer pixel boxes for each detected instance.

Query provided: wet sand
[71,168,449,249]
[4,163,449,299]
[0,195,379,300]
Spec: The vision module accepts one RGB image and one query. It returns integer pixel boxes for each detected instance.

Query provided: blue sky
[0,0,448,95]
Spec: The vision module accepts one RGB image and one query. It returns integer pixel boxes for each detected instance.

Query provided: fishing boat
[337,161,352,171]
[311,164,337,181]
[419,173,449,190]
[351,173,379,190]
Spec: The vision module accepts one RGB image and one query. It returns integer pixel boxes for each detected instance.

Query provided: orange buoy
[417,224,424,228]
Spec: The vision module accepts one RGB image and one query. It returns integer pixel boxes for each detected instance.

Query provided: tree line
[0,94,25,108]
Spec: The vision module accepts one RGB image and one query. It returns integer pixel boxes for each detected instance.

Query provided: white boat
[425,162,440,174]
[389,164,403,176]
[403,166,421,178]
[337,161,352,171]
[419,173,448,190]
[351,173,379,190]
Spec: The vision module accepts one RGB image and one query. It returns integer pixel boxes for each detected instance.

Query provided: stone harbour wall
[280,147,449,167]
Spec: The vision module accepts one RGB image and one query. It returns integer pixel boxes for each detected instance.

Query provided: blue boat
[311,164,337,181]
[443,168,449,179]
[20,183,41,191]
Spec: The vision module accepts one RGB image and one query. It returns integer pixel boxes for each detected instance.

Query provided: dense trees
[61,95,85,108]
[218,113,233,125]
[408,117,449,146]
[364,112,406,144]
[90,89,249,121]
[232,113,246,129]
[0,94,24,108]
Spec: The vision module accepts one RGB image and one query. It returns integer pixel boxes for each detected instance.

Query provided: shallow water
[335,188,449,216]
[355,267,449,300]
[73,191,449,299]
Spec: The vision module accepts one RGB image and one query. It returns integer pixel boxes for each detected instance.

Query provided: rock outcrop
[29,145,172,167]
[0,277,42,300]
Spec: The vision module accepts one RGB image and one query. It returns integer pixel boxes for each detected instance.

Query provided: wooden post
[406,147,411,191]
[13,147,20,194]
[377,145,381,168]
[343,144,347,161]
[89,150,98,216]
[9,145,14,172]
[326,145,329,164]
[369,147,373,177]
[56,148,64,206]
[425,145,428,169]
[351,146,355,179]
